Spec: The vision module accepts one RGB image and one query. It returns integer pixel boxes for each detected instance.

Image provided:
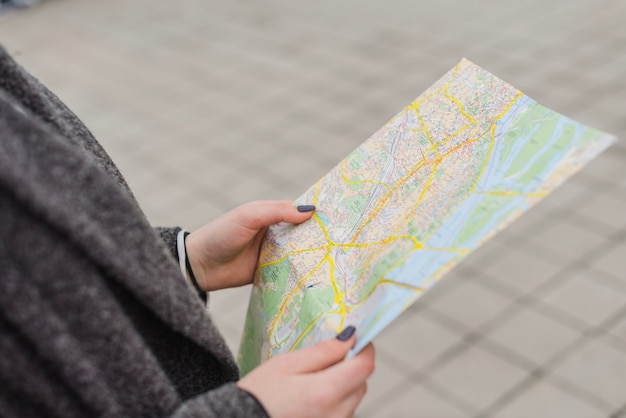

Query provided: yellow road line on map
[378,279,424,292]
[267,254,328,350]
[464,91,524,201]
[346,240,470,310]
[348,274,424,311]
[258,245,326,268]
[348,118,492,244]
[408,103,440,159]
[376,64,476,245]
[340,159,392,192]
[407,64,462,111]
[417,64,478,161]
[495,91,524,120]
[407,85,445,111]
[347,123,493,260]
[412,127,490,249]
[433,122,473,150]
[346,65,490,244]
[348,248,385,293]
[345,240,470,298]
[418,256,461,290]
[388,161,439,238]
[263,236,424,272]
[348,157,428,242]
[473,190,547,199]
[325,254,347,332]
[288,310,340,352]
[411,66,466,156]
[423,246,470,254]
[312,181,334,245]
[346,90,523,262]
[418,91,525,246]
[345,237,420,295]
[340,235,420,250]
[463,125,497,209]
[443,64,477,125]
[313,179,321,206]
[359,251,414,297]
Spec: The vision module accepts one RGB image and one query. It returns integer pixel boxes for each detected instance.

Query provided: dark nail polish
[336,326,356,341]
[297,205,316,212]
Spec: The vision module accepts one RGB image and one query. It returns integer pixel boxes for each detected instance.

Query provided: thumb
[233,200,315,231]
[280,326,357,374]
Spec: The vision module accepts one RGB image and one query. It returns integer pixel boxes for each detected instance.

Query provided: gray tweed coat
[0,46,268,417]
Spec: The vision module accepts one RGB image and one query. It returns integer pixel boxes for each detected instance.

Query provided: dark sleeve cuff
[154,226,208,305]
[172,383,270,418]
[154,226,182,261]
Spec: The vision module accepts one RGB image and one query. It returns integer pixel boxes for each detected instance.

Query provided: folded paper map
[237,58,615,375]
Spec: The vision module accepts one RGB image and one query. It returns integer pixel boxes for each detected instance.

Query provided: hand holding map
[237,59,615,376]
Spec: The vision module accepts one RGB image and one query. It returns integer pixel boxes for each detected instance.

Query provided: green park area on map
[237,58,616,376]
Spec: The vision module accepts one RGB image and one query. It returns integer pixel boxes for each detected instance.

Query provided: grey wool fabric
[0,46,268,418]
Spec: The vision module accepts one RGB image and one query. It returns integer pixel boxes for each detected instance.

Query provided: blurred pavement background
[1,0,625,416]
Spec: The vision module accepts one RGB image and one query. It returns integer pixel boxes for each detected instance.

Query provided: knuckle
[311,385,333,409]
[360,382,368,397]
[365,358,375,377]
[316,340,343,360]
[358,353,375,377]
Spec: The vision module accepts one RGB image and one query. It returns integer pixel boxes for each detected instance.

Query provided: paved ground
[1,0,625,416]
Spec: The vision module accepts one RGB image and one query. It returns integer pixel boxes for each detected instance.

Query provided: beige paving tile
[608,314,626,347]
[409,269,468,310]
[524,218,608,262]
[207,287,252,356]
[136,180,203,226]
[375,310,461,372]
[176,199,232,231]
[209,318,242,358]
[550,339,626,410]
[460,234,511,268]
[355,359,406,414]
[211,301,249,356]
[494,380,605,418]
[209,286,253,317]
[485,307,580,366]
[360,384,469,418]
[220,170,292,205]
[480,247,563,295]
[208,286,252,354]
[262,150,331,189]
[540,270,626,328]
[428,280,513,331]
[575,192,626,230]
[581,149,626,185]
[429,345,527,411]
[524,179,589,213]
[591,241,626,282]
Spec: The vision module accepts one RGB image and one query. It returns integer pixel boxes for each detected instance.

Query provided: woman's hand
[238,328,375,418]
[185,200,315,291]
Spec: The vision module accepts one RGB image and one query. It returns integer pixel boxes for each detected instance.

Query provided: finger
[277,328,356,374]
[336,383,368,418]
[318,343,375,399]
[233,200,315,231]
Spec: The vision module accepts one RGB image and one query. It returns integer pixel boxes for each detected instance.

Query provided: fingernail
[297,205,316,212]
[336,326,356,341]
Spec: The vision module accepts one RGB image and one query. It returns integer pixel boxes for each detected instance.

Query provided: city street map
[237,58,616,375]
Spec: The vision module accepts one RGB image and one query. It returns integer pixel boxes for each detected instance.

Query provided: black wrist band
[183,232,204,295]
